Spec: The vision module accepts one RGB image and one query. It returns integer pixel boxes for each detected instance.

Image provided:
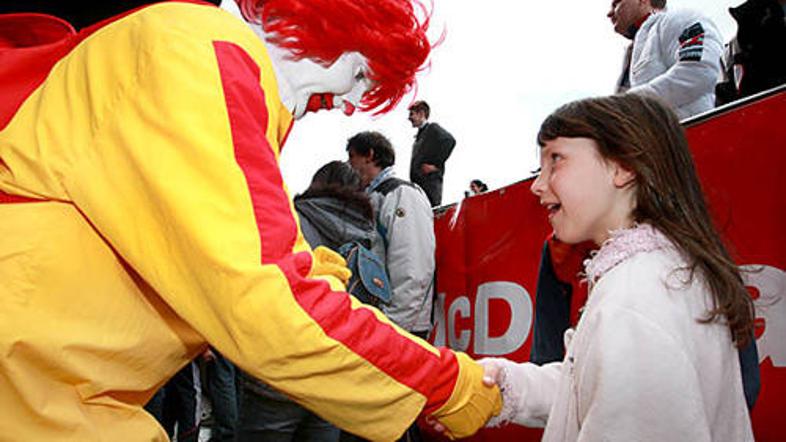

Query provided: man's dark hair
[346,131,396,169]
[650,0,666,9]
[407,100,430,119]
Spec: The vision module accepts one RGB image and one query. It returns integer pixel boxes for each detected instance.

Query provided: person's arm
[54,4,497,440]
[481,358,563,428]
[421,124,456,170]
[381,185,436,331]
[628,11,723,109]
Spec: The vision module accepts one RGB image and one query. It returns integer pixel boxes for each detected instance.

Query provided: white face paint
[221,1,373,119]
[269,49,372,119]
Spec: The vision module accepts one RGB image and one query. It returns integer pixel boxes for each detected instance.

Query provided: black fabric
[718,0,786,104]
[409,122,455,206]
[529,241,573,365]
[373,176,417,197]
[416,173,443,207]
[738,333,761,410]
[0,0,221,30]
[615,44,634,93]
[732,0,786,97]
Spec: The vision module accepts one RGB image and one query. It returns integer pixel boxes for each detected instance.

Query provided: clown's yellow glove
[431,352,502,439]
[309,246,351,290]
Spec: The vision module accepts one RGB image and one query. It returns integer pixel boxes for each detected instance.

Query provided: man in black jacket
[717,0,786,104]
[407,100,455,206]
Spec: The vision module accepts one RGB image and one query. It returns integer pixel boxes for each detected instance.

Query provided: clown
[0,0,500,440]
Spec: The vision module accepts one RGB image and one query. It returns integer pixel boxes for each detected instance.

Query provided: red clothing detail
[214,40,298,263]
[548,235,594,326]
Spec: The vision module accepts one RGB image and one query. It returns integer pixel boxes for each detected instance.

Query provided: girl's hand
[480,358,518,428]
[480,358,505,387]
[424,415,446,434]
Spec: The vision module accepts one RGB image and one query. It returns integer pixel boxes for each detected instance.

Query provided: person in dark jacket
[716,0,786,105]
[407,100,456,207]
[236,161,379,442]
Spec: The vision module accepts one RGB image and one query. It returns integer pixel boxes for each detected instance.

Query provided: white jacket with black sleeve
[628,8,723,120]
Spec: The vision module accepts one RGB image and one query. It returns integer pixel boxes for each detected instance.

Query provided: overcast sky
[279,0,743,205]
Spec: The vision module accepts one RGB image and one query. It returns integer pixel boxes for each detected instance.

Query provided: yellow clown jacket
[0,2,499,440]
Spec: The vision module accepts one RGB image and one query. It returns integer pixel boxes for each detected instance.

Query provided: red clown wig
[236,0,433,114]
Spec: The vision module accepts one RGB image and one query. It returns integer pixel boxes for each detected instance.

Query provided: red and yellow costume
[0,2,498,440]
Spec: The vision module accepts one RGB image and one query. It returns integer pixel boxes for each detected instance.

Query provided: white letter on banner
[473,281,532,356]
[742,265,786,367]
[448,296,471,351]
[431,293,447,347]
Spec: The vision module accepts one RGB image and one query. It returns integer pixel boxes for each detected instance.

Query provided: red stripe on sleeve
[0,189,41,204]
[280,252,458,412]
[214,41,297,263]
[279,119,294,153]
[213,41,458,412]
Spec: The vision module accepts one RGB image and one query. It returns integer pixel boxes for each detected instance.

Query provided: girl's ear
[612,162,636,188]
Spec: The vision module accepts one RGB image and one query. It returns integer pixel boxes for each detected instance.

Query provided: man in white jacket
[347,131,436,338]
[608,0,723,119]
[347,131,436,442]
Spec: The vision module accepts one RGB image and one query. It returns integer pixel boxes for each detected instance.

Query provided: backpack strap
[373,178,417,250]
[373,177,417,196]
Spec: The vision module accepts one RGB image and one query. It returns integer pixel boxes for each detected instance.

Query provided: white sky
[280,0,743,204]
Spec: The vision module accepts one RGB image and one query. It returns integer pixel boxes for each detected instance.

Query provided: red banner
[429,89,786,441]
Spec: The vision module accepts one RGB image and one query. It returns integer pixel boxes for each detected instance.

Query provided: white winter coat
[489,225,753,441]
[369,176,435,333]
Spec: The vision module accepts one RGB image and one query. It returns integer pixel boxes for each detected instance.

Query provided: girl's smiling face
[530,137,637,245]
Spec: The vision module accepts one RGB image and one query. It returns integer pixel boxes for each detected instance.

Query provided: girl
[480,94,754,440]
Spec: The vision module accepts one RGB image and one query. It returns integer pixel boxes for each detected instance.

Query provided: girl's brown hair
[537,94,753,346]
[296,160,373,221]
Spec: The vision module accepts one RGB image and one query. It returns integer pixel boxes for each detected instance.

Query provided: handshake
[422,352,507,440]
[311,246,510,439]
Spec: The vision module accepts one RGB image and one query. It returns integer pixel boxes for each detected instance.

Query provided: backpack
[337,241,392,308]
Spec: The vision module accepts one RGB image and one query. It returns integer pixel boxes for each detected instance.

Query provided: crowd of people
[0,0,783,440]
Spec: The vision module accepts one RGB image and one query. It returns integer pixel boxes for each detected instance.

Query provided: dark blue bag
[337,241,392,307]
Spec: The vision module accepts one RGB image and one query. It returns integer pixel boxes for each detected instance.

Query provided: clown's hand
[428,352,502,439]
[309,246,351,290]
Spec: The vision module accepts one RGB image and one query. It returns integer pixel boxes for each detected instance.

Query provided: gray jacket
[295,196,377,251]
